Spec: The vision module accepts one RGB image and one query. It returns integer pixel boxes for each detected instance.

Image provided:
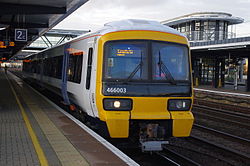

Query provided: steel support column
[191,21,195,41]
[247,58,250,91]
[192,58,200,86]
[214,59,220,88]
[221,59,225,87]
[215,20,220,40]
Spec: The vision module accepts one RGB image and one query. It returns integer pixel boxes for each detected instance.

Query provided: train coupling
[139,123,169,152]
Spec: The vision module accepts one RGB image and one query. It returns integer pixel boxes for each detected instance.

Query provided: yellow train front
[94,20,194,151]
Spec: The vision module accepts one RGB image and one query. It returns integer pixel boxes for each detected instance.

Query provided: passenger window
[68,52,83,83]
[86,48,93,89]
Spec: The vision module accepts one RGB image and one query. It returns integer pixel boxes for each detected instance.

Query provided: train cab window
[103,40,190,84]
[152,42,190,82]
[86,48,93,89]
[104,41,148,81]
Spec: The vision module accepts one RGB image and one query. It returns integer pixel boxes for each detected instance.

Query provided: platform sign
[15,29,27,42]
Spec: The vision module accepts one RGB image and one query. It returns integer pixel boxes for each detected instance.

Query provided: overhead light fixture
[0,24,9,30]
[0,27,6,31]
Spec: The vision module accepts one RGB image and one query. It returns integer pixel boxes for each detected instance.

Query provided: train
[21,19,194,151]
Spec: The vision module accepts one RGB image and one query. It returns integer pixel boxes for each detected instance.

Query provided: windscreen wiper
[126,51,143,82]
[158,51,176,85]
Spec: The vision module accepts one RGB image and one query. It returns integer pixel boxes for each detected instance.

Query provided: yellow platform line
[6,75,49,166]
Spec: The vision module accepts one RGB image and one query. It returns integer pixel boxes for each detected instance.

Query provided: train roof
[24,19,185,59]
[97,19,185,37]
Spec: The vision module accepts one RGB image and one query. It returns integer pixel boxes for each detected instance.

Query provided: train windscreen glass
[104,40,190,83]
[152,42,189,82]
[104,41,148,80]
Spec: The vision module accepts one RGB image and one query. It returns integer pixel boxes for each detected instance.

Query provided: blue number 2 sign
[15,29,27,42]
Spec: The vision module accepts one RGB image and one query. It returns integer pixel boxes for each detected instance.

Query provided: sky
[54,0,250,37]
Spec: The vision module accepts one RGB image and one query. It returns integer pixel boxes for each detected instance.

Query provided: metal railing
[190,36,250,47]
[183,31,237,41]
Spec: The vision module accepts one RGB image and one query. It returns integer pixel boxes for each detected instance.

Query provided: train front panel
[95,30,194,139]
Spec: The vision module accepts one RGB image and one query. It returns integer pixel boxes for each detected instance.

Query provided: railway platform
[0,69,137,166]
[194,85,250,98]
[195,84,250,96]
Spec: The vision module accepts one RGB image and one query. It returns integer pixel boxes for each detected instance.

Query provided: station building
[162,12,250,91]
[161,12,243,41]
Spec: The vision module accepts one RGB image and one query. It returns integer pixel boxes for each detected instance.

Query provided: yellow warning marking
[6,75,49,166]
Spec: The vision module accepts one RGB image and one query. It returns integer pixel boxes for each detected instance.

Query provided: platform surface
[0,69,133,166]
[194,84,250,97]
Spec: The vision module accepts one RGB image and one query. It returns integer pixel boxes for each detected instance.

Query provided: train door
[85,41,98,117]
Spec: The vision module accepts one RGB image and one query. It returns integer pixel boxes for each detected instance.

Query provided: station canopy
[0,0,88,60]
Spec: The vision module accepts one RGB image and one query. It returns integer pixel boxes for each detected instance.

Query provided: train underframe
[129,120,172,151]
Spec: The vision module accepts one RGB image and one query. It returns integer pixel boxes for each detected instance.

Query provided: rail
[193,124,250,145]
[193,104,250,118]
[156,148,201,166]
[193,108,250,129]
[190,135,250,161]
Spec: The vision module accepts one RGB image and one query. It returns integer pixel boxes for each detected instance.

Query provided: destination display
[116,49,134,56]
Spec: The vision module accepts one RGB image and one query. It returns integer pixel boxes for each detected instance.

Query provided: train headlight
[168,99,191,111]
[113,101,121,108]
[103,98,132,111]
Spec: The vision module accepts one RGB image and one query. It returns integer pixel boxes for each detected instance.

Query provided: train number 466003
[106,87,127,93]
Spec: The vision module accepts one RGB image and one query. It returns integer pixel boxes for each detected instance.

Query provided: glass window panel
[219,21,224,30]
[104,41,148,80]
[104,40,190,83]
[152,42,189,81]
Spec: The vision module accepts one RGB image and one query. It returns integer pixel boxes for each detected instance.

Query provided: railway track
[192,124,250,157]
[193,104,250,118]
[193,124,250,146]
[194,99,250,115]
[189,100,250,165]
[190,135,250,164]
[156,148,201,166]
[163,136,250,165]
[162,137,248,166]
[192,105,250,129]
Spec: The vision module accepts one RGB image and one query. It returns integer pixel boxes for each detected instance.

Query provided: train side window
[68,52,83,83]
[56,56,63,79]
[74,54,83,83]
[37,60,41,74]
[32,61,35,73]
[86,48,93,89]
[47,58,53,77]
[44,58,49,76]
